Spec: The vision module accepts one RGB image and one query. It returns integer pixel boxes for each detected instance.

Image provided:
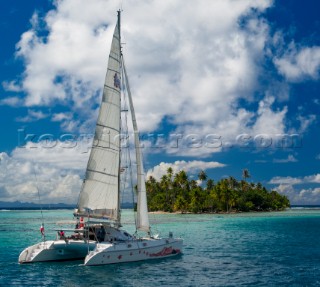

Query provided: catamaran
[19,10,183,266]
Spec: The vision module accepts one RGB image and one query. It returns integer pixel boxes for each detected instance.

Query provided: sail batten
[109,55,121,62]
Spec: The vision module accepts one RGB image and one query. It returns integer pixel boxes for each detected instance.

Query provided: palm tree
[167,167,173,181]
[256,182,263,190]
[226,176,238,212]
[146,176,157,193]
[190,179,198,190]
[174,170,189,205]
[242,169,250,182]
[148,175,156,185]
[145,167,290,213]
[228,176,237,190]
[206,179,215,191]
[160,174,169,207]
[198,170,207,182]
[174,170,188,189]
[221,179,230,212]
[241,169,250,193]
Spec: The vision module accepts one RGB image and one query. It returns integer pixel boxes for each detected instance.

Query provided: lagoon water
[1,209,320,286]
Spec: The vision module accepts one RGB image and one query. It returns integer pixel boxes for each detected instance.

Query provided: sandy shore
[148,210,280,215]
[149,211,177,214]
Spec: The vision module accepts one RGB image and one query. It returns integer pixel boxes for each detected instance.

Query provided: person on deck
[40,225,45,236]
[59,230,65,239]
[97,226,106,242]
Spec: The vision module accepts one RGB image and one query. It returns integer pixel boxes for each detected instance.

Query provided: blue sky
[0,0,319,205]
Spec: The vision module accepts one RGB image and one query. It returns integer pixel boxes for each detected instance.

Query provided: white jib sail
[123,61,150,233]
[76,18,122,221]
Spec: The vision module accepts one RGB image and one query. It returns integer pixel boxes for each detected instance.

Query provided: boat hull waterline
[84,238,183,266]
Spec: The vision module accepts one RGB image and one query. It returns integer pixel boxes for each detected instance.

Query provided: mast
[117,10,121,39]
[117,9,122,227]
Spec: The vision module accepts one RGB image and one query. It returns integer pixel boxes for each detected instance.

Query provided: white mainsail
[76,16,122,221]
[123,62,150,233]
[76,11,150,232]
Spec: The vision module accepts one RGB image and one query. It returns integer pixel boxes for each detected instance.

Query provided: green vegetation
[146,168,290,213]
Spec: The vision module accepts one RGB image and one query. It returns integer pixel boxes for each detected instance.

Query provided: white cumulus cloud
[269,176,302,185]
[146,160,226,181]
[269,173,320,185]
[275,184,320,205]
[0,140,91,204]
[15,109,49,123]
[4,0,294,142]
[274,45,320,82]
[1,0,316,162]
[269,173,320,204]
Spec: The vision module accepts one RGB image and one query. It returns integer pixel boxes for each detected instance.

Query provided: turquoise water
[1,209,320,286]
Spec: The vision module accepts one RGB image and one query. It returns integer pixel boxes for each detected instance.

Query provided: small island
[146,168,290,213]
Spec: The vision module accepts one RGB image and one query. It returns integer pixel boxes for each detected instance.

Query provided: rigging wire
[120,63,128,214]
[32,161,45,241]
[121,58,138,232]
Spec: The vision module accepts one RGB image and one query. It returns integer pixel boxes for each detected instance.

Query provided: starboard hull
[84,237,183,266]
[19,240,96,263]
